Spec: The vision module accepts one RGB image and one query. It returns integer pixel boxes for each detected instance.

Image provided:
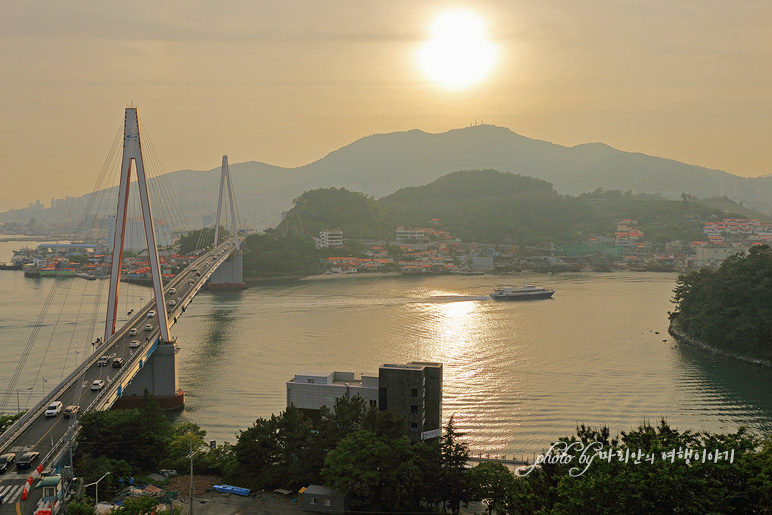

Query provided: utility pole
[188,440,196,515]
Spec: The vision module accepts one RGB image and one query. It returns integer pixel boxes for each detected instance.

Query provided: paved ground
[171,490,300,514]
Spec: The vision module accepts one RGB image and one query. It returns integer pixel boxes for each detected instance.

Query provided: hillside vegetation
[275,169,741,246]
[670,245,772,362]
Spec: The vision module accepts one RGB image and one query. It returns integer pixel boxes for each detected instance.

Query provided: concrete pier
[114,341,185,410]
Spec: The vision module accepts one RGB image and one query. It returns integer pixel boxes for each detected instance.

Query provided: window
[308,378,314,383]
[410,422,418,432]
[411,388,418,397]
[410,404,418,414]
[323,499,332,507]
[310,497,318,505]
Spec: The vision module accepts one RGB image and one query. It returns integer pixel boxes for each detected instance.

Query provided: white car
[168,299,176,306]
[144,324,153,331]
[191,266,198,271]
[45,401,63,417]
[147,311,155,318]
[91,380,105,391]
[129,328,137,336]
[169,288,176,295]
[129,340,140,348]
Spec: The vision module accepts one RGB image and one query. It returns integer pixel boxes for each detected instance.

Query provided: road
[0,242,235,514]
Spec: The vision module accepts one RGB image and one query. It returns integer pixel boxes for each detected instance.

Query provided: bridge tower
[107,107,183,409]
[209,155,246,289]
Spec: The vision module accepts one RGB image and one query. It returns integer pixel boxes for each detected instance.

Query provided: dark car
[0,453,15,473]
[16,451,39,470]
[112,357,124,368]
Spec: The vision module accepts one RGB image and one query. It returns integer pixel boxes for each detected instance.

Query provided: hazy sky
[1,1,771,210]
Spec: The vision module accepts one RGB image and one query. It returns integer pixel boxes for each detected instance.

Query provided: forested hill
[670,245,772,362]
[276,169,743,245]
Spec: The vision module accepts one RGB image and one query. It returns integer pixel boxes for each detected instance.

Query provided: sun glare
[418,10,497,90]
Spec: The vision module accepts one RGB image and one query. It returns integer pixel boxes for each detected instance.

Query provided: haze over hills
[2,124,769,229]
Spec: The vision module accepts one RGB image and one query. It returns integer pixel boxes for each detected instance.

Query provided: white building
[286,372,380,413]
[316,228,344,249]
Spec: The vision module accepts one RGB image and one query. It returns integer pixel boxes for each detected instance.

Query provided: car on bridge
[129,328,138,336]
[91,380,105,390]
[168,299,176,306]
[144,324,153,331]
[97,356,110,366]
[147,310,156,318]
[45,401,63,417]
[130,340,140,348]
[16,452,39,470]
[112,358,124,368]
[192,266,198,271]
[0,453,15,473]
[64,405,80,418]
[169,288,176,295]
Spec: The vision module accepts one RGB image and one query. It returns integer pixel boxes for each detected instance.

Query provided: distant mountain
[2,125,767,228]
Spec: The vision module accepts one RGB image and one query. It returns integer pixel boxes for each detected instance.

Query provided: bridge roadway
[0,241,236,514]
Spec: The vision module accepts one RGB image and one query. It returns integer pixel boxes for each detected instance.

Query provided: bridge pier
[208,250,246,289]
[113,342,185,410]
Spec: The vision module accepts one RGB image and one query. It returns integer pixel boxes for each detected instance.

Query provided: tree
[466,462,516,515]
[439,416,470,514]
[177,227,231,254]
[76,389,171,471]
[65,496,94,515]
[233,405,315,490]
[321,429,413,509]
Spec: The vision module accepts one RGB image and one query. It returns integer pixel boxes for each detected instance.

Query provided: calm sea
[2,241,772,458]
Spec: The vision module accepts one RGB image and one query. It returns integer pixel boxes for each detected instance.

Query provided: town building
[286,362,443,442]
[316,228,344,249]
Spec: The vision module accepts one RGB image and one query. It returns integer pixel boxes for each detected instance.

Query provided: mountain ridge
[1,124,766,227]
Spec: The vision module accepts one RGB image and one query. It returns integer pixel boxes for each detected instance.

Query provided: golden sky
[1,0,771,209]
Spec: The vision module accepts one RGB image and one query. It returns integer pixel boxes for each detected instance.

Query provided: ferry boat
[490,285,555,300]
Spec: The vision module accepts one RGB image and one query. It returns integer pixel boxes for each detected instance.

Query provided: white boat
[490,285,555,300]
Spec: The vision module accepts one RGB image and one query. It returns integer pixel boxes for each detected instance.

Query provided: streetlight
[16,387,33,415]
[84,471,111,509]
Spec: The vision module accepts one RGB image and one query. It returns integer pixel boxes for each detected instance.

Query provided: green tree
[321,429,413,509]
[233,405,315,490]
[466,462,516,515]
[439,416,470,514]
[65,496,95,515]
[0,412,23,433]
[177,227,231,254]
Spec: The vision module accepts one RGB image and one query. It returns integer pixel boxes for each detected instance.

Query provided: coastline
[300,271,402,281]
[668,321,772,370]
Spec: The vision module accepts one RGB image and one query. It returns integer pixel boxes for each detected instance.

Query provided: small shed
[299,485,350,513]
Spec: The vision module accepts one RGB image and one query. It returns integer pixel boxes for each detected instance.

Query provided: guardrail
[0,243,235,465]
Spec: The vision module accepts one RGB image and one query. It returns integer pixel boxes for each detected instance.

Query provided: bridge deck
[0,241,236,514]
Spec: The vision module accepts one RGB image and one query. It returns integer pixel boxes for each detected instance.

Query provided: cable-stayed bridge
[0,107,244,514]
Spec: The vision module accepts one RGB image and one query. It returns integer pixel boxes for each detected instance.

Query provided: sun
[418,10,497,90]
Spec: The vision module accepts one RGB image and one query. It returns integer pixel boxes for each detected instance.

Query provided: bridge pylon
[209,155,246,289]
[107,107,183,410]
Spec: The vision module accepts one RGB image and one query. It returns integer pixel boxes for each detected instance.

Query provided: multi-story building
[379,362,442,443]
[316,228,344,249]
[286,362,443,442]
[287,371,379,422]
